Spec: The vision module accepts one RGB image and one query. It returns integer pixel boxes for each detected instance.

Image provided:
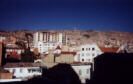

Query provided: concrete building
[71,63,91,83]
[33,32,63,43]
[0,68,13,79]
[55,51,76,64]
[5,47,24,60]
[0,36,6,42]
[74,44,103,63]
[4,63,42,79]
[34,41,62,54]
[33,32,67,54]
[0,36,17,44]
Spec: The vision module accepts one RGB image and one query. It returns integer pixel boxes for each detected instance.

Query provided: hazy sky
[0,0,132,32]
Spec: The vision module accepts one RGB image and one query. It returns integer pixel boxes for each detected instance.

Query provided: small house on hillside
[4,63,42,79]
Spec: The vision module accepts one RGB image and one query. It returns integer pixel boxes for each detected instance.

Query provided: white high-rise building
[33,32,67,54]
[58,33,63,43]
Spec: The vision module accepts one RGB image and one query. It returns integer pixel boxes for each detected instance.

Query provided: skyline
[0,0,132,32]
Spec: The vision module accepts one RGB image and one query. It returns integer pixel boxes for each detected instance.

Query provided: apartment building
[74,44,103,63]
[33,32,67,54]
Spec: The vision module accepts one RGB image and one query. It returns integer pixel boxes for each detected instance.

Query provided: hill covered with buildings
[0,30,133,47]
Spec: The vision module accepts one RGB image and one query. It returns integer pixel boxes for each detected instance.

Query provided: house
[54,45,76,63]
[62,45,69,51]
[99,46,119,53]
[53,45,62,54]
[74,44,103,63]
[5,47,24,60]
[0,67,27,82]
[42,51,76,68]
[42,54,58,68]
[99,46,126,53]
[4,63,42,79]
[0,67,13,79]
[41,45,77,68]
[71,62,92,84]
[1,36,17,44]
[55,51,76,63]
[0,36,6,42]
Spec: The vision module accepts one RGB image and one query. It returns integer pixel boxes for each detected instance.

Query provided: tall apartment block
[33,32,68,53]
[33,32,67,44]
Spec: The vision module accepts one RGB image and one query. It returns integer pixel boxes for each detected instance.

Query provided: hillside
[0,30,133,47]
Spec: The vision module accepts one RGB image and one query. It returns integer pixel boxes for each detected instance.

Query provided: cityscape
[0,0,133,84]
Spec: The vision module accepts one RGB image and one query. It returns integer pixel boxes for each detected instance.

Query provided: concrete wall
[56,54,74,63]
[72,65,91,83]
[42,54,55,63]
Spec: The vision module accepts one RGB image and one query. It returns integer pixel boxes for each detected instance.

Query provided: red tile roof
[99,46,119,53]
[56,45,61,50]
[118,50,126,53]
[6,52,21,59]
[54,51,77,57]
[61,51,76,55]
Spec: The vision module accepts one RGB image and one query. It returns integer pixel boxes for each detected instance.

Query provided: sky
[0,0,133,32]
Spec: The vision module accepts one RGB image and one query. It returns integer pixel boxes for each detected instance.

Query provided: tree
[15,41,26,49]
[21,48,36,62]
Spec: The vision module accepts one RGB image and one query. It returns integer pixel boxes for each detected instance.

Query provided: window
[82,48,84,51]
[86,69,89,74]
[20,69,23,73]
[28,69,32,73]
[86,48,89,51]
[79,69,82,75]
[92,48,95,51]
[82,59,84,62]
